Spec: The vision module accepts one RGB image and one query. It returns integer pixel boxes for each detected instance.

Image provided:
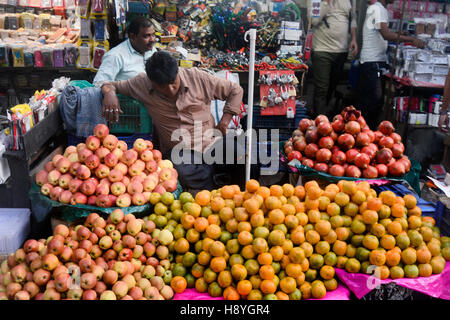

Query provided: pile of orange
[147,179,449,300]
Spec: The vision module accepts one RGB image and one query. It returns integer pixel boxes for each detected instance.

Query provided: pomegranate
[287,151,302,162]
[298,119,313,132]
[398,156,411,172]
[318,136,334,150]
[354,153,371,169]
[378,120,395,135]
[337,134,355,150]
[302,158,315,168]
[333,114,343,122]
[391,143,404,158]
[292,129,303,138]
[315,115,329,126]
[388,161,405,177]
[379,136,394,149]
[329,164,345,177]
[357,116,367,128]
[304,144,319,159]
[376,148,393,165]
[314,163,329,173]
[375,164,388,177]
[316,149,332,163]
[305,127,319,144]
[293,138,307,152]
[356,132,370,147]
[361,146,376,160]
[332,119,345,133]
[390,132,402,144]
[345,121,361,135]
[341,106,361,122]
[330,131,338,142]
[363,166,378,179]
[368,143,379,152]
[317,121,333,136]
[331,150,346,165]
[345,165,361,178]
[345,149,360,164]
[365,130,375,143]
[284,145,293,155]
[373,131,384,144]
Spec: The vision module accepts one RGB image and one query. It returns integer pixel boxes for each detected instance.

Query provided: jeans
[358,61,387,129]
[311,51,348,117]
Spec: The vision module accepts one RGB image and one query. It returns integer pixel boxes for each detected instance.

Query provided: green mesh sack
[29,182,183,223]
[69,80,95,88]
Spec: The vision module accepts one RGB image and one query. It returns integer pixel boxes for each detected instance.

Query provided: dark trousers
[165,135,259,192]
[358,61,387,130]
[311,51,348,117]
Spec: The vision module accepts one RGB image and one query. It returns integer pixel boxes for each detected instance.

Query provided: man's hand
[216,113,233,136]
[413,38,426,49]
[101,84,123,123]
[439,114,448,132]
[349,39,358,57]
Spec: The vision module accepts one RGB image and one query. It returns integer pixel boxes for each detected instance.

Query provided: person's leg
[358,62,384,129]
[328,52,348,116]
[311,51,334,116]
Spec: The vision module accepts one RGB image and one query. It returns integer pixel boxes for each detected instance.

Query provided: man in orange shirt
[101,51,247,191]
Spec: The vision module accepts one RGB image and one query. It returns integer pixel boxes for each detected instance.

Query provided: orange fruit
[335,227,350,241]
[256,186,271,199]
[387,221,402,236]
[401,248,417,265]
[391,203,406,218]
[236,280,252,296]
[294,186,306,200]
[209,241,226,257]
[220,185,235,199]
[210,256,227,273]
[237,221,252,233]
[282,184,295,197]
[282,204,296,216]
[210,197,226,212]
[305,197,320,210]
[270,185,284,197]
[279,276,297,294]
[260,279,277,294]
[195,190,211,206]
[315,220,332,236]
[243,198,260,214]
[207,214,221,226]
[225,218,238,233]
[275,291,290,300]
[403,194,417,209]
[380,235,396,250]
[416,247,432,264]
[307,186,322,200]
[422,216,435,226]
[319,265,335,280]
[369,250,386,266]
[305,180,319,191]
[194,217,209,233]
[174,238,190,254]
[238,231,253,246]
[356,181,371,194]
[198,251,211,266]
[217,270,232,288]
[380,191,396,206]
[259,265,275,280]
[332,240,347,256]
[334,192,350,207]
[342,181,357,195]
[171,276,187,294]
[395,196,405,206]
[250,213,265,228]
[195,277,208,293]
[252,238,268,254]
[268,209,285,225]
[308,210,321,223]
[290,230,305,245]
[385,249,401,267]
[270,246,284,261]
[285,263,302,278]
[241,245,256,260]
[223,286,240,300]
[181,214,195,229]
[362,210,378,225]
[305,230,320,245]
[205,224,222,240]
[231,264,247,281]
[257,252,273,265]
[407,206,422,217]
[367,198,383,212]
[246,179,260,193]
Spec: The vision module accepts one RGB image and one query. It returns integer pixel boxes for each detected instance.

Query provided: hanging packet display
[76,0,91,19]
[12,45,25,67]
[80,18,92,39]
[21,13,34,29]
[93,18,106,41]
[23,47,34,67]
[53,46,64,67]
[91,0,106,17]
[42,47,54,67]
[91,40,108,71]
[76,40,92,69]
[41,0,51,8]
[39,14,52,32]
[34,48,44,67]
[63,43,78,66]
[0,44,9,67]
[18,0,28,6]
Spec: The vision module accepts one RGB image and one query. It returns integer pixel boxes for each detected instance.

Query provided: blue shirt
[93,39,156,85]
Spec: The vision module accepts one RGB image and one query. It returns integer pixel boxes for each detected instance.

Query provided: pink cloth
[334,262,450,300]
[307,283,351,300]
[173,284,351,300]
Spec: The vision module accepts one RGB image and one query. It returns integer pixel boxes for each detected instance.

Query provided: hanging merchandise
[76,0,91,19]
[76,40,92,69]
[12,44,25,67]
[91,41,109,71]
[63,43,78,66]
[53,45,65,67]
[91,0,107,17]
[93,18,107,41]
[80,17,92,39]
[259,69,296,116]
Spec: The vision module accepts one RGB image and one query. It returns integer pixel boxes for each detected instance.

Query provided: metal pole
[244,29,256,183]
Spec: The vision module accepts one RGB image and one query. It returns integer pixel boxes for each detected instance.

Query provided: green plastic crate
[108,94,152,134]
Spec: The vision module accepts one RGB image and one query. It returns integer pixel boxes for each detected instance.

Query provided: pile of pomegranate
[35,124,178,208]
[284,106,411,178]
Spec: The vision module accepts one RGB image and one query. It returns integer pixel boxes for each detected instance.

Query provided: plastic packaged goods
[76,41,91,69]
[91,42,107,70]
[79,17,91,39]
[41,47,53,67]
[0,43,8,67]
[53,46,64,67]
[23,47,34,67]
[63,43,77,66]
[33,48,43,67]
[12,44,25,67]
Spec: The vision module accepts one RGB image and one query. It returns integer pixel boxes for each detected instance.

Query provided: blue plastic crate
[0,208,31,255]
[68,133,152,150]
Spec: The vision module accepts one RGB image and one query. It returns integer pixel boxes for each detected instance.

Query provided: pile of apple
[284,106,412,179]
[35,124,178,208]
[0,210,177,300]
